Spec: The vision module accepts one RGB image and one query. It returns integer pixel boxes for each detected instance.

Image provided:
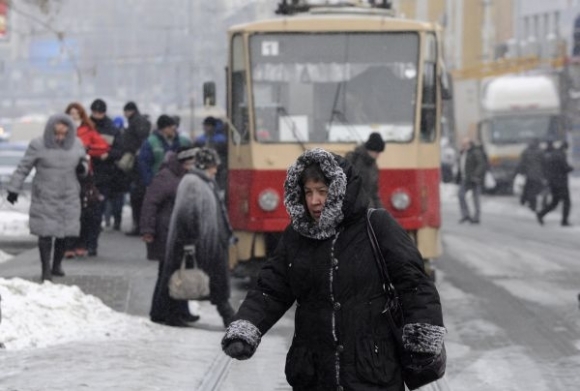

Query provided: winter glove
[223,339,254,360]
[76,162,87,177]
[6,192,18,205]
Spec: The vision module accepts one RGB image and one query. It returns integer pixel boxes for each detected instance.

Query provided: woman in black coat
[140,147,197,325]
[222,148,445,390]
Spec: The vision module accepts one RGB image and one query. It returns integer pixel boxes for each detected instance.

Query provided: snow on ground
[0,277,157,350]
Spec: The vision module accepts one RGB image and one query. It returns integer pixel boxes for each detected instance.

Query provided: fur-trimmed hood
[284,148,368,240]
[43,114,77,150]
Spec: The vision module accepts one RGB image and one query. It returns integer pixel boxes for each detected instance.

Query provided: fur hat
[194,147,220,170]
[364,132,385,152]
[203,116,217,127]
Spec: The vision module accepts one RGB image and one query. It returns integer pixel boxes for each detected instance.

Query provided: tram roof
[228,13,437,34]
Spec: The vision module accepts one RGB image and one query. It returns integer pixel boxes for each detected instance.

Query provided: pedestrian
[345,131,385,208]
[140,146,199,325]
[157,147,236,327]
[221,148,445,390]
[90,98,127,232]
[122,101,151,236]
[516,138,545,212]
[194,116,228,191]
[65,102,110,257]
[536,140,574,226]
[456,137,486,224]
[6,114,88,282]
[137,114,192,188]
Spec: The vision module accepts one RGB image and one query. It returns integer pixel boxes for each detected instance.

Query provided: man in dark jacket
[345,132,385,208]
[516,138,545,212]
[221,148,445,390]
[90,99,126,231]
[138,115,192,187]
[457,137,487,224]
[537,140,574,226]
[122,101,151,235]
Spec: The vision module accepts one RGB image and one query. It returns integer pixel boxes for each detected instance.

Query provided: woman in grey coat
[6,114,88,282]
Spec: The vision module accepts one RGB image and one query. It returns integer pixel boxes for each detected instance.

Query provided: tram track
[197,351,232,391]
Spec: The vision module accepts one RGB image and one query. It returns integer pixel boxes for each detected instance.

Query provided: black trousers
[538,184,571,224]
[130,181,146,230]
[521,179,544,212]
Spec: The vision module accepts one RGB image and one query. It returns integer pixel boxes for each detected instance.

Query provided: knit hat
[156,114,176,130]
[364,132,385,152]
[90,99,107,113]
[194,147,220,170]
[203,116,217,127]
[123,101,138,112]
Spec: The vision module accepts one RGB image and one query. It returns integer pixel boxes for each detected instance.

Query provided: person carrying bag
[222,148,446,390]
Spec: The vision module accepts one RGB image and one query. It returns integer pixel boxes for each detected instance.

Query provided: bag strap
[182,244,198,270]
[366,209,397,303]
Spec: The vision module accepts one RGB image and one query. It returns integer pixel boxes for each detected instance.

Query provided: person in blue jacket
[138,115,192,187]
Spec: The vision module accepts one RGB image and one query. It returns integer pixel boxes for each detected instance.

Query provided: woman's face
[303,178,328,222]
[181,158,195,172]
[206,165,218,179]
[68,108,81,122]
[54,122,69,144]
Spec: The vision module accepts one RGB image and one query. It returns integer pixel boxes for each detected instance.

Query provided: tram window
[420,34,437,143]
[231,34,250,144]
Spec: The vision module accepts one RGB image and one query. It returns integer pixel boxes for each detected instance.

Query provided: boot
[216,301,236,328]
[38,237,53,282]
[51,238,66,277]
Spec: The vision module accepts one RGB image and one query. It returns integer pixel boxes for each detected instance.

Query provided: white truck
[477,75,565,191]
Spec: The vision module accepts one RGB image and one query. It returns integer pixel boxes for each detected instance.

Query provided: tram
[207,0,452,277]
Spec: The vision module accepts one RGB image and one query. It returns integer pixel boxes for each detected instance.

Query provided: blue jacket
[138,131,191,186]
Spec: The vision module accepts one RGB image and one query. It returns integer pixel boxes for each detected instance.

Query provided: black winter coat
[91,115,127,192]
[123,112,151,154]
[456,146,487,186]
[517,145,545,182]
[223,149,445,391]
[140,153,186,261]
[345,145,383,208]
[543,147,573,188]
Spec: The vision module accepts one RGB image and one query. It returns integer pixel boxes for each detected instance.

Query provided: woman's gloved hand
[223,339,254,360]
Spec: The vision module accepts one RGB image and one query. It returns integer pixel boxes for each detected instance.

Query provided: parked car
[0,142,33,192]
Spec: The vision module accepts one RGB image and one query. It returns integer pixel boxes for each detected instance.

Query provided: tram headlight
[258,189,280,212]
[390,190,411,211]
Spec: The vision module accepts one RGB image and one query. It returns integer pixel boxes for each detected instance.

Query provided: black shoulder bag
[366,209,446,390]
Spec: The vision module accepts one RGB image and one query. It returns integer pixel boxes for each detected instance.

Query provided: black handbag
[366,209,446,390]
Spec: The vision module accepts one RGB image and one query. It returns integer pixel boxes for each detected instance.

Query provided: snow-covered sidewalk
[0,278,226,390]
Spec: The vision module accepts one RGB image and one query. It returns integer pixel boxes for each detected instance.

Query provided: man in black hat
[138,114,192,188]
[194,116,228,192]
[345,132,385,208]
[537,140,574,226]
[122,101,152,236]
[90,99,125,231]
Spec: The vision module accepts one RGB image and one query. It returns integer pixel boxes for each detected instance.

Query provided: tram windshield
[249,32,419,144]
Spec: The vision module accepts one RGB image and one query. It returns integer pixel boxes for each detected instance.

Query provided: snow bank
[0,278,156,350]
[0,210,30,237]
